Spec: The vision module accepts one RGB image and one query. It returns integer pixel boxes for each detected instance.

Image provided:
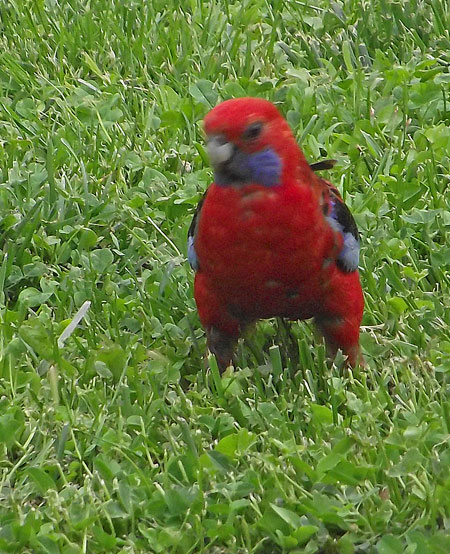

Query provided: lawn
[0,0,449,552]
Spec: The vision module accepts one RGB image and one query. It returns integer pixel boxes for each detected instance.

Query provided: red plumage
[190,98,364,370]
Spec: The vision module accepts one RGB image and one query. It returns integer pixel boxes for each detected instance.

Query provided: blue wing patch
[338,231,360,272]
[187,192,207,272]
[187,235,199,271]
[326,197,360,273]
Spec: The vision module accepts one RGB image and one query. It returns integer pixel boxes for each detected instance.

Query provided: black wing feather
[188,191,206,242]
[309,159,337,171]
[329,189,359,243]
[187,190,208,271]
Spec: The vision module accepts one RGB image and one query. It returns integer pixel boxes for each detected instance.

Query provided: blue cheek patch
[247,148,282,187]
[214,147,282,188]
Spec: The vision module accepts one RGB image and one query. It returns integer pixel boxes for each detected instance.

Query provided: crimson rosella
[188,97,364,371]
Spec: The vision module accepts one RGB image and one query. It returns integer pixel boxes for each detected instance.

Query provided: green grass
[0,0,449,552]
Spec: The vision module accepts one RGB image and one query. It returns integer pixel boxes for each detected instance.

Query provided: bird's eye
[242,122,263,141]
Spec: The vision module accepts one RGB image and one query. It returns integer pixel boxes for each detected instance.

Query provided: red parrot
[188,98,364,371]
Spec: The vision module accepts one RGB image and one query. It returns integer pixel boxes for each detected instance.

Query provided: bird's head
[204,97,308,188]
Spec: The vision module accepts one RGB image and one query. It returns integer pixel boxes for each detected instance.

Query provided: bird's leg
[315,269,364,367]
[194,273,242,372]
[315,315,363,367]
[206,326,238,373]
[276,318,300,370]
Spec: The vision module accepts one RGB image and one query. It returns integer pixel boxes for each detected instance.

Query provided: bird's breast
[196,183,333,318]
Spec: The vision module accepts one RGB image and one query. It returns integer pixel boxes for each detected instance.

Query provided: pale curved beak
[206,135,234,167]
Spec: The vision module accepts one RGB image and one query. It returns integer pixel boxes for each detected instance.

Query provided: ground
[0,1,449,553]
